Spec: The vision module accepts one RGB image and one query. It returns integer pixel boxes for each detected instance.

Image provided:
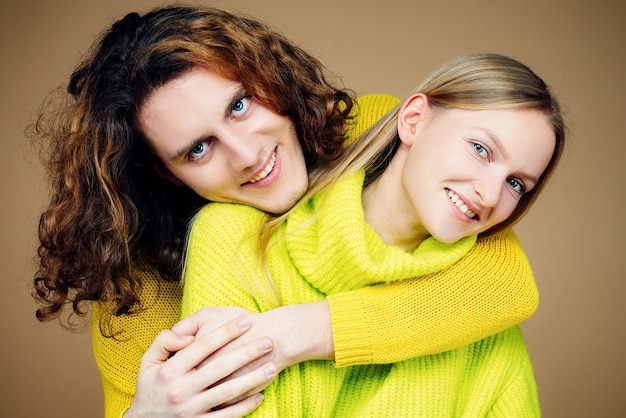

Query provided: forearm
[258,301,334,368]
[192,229,536,372]
[327,228,538,366]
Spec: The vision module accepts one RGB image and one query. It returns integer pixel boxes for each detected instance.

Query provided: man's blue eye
[233,101,244,112]
[192,143,205,155]
[231,96,250,116]
[188,141,209,161]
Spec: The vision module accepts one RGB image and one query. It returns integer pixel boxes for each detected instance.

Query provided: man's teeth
[249,153,276,183]
[447,190,477,219]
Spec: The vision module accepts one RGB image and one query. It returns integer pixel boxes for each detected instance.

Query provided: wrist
[269,300,334,367]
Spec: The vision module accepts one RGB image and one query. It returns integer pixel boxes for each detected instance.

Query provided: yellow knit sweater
[180,169,539,416]
[91,94,539,417]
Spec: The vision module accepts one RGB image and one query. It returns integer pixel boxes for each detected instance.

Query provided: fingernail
[237,316,251,329]
[255,393,264,405]
[258,338,272,351]
[264,363,277,377]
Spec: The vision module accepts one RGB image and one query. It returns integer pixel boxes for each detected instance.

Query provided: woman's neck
[361,146,430,252]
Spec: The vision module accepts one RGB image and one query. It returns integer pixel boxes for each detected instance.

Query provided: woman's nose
[474,175,504,208]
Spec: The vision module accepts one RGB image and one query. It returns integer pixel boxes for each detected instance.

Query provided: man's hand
[170,302,334,407]
[125,316,277,418]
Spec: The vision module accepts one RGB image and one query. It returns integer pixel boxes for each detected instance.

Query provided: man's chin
[263,190,308,215]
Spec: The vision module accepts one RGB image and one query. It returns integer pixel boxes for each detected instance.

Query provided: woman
[31,5,547,416]
[180,51,564,416]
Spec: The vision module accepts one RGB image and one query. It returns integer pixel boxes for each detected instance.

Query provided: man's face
[138,67,308,214]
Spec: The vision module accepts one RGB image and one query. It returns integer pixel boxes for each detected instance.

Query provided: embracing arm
[190,228,537,370]
[179,208,536,377]
[328,227,538,366]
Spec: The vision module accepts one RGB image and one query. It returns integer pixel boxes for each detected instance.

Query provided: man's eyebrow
[480,127,540,185]
[170,135,207,162]
[222,85,247,119]
[168,85,247,162]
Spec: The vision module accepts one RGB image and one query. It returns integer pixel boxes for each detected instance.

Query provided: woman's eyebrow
[479,127,509,160]
[479,127,540,185]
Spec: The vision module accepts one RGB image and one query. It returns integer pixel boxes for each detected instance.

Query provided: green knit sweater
[182,170,540,416]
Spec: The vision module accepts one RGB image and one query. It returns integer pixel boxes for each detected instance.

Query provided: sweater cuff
[327,292,373,367]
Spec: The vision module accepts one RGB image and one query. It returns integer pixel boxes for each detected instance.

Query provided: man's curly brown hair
[31,5,354,328]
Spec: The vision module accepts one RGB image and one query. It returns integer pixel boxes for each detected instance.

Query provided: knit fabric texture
[91,263,183,418]
[91,94,539,417]
[181,165,540,416]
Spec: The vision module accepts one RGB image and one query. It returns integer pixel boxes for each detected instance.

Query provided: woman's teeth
[447,190,478,219]
[250,153,276,183]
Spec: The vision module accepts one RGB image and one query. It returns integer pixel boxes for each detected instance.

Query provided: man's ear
[397,93,430,146]
[152,163,185,186]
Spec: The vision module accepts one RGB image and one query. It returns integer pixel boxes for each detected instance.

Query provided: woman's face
[138,67,309,214]
[398,96,555,243]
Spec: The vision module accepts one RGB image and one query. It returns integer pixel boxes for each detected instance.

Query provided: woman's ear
[152,163,185,186]
[397,93,430,146]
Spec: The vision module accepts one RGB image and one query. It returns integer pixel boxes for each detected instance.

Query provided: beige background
[2,0,624,416]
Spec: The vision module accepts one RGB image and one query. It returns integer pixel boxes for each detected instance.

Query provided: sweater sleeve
[91,262,183,418]
[327,228,538,366]
[181,203,269,317]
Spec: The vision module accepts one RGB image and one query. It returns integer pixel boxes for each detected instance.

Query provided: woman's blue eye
[507,178,525,194]
[231,96,251,117]
[473,142,488,158]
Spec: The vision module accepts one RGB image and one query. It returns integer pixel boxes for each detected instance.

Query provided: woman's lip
[446,188,480,220]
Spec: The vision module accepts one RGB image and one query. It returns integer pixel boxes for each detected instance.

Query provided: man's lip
[244,147,278,184]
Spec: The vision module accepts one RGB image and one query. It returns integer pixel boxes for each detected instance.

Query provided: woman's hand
[124,316,277,418]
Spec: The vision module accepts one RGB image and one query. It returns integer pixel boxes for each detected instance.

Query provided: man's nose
[222,133,259,171]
